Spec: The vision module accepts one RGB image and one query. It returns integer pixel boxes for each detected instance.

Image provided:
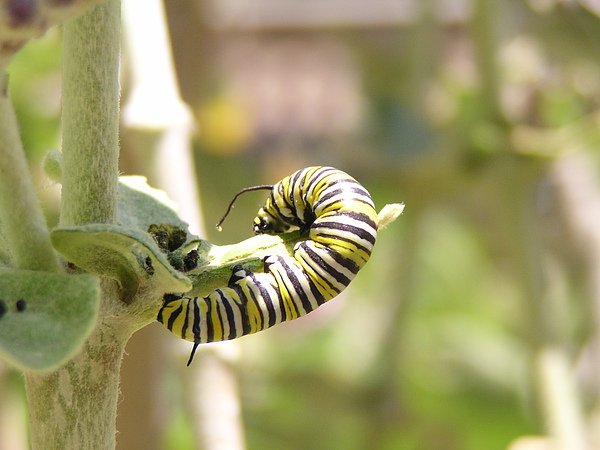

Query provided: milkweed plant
[0,1,403,449]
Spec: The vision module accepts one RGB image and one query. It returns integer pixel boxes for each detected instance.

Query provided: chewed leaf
[51,224,192,301]
[118,176,197,245]
[0,269,100,371]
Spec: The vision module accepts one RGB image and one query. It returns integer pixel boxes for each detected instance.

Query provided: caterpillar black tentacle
[215,184,273,230]
[157,166,379,365]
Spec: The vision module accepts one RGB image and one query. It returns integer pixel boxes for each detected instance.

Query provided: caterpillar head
[253,208,292,235]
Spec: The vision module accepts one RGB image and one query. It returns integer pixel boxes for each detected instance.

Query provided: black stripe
[277,250,327,306]
[157,306,165,323]
[314,186,371,210]
[310,242,361,274]
[181,301,191,340]
[295,250,340,295]
[314,232,372,257]
[221,293,237,340]
[246,282,265,331]
[278,181,295,216]
[280,258,315,314]
[296,168,312,200]
[251,273,278,327]
[305,167,337,199]
[158,295,182,323]
[314,220,376,245]
[301,243,352,287]
[290,169,314,226]
[205,296,214,342]
[264,257,289,322]
[231,286,251,336]
[268,188,285,221]
[192,298,201,342]
[165,301,183,332]
[296,169,316,227]
[289,170,304,211]
[215,300,225,340]
[270,256,301,318]
[336,211,378,231]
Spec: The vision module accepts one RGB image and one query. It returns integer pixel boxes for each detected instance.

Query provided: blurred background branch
[119,0,245,448]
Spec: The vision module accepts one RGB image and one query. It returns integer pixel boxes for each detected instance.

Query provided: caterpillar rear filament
[157,166,379,365]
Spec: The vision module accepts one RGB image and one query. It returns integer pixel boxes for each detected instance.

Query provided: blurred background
[4,0,600,449]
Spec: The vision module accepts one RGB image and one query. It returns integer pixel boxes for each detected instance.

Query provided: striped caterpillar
[157,166,378,365]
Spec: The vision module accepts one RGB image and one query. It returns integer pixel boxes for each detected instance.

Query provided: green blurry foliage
[181,4,600,450]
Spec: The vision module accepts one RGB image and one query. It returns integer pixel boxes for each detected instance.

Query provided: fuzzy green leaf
[0,269,100,371]
[42,155,199,251]
[117,176,197,246]
[51,224,192,300]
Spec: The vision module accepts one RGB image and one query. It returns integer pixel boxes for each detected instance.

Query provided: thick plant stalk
[0,76,59,272]
[60,0,120,226]
[25,301,131,450]
[24,2,125,449]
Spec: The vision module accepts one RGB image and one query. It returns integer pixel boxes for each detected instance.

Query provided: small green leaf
[0,269,100,371]
[51,224,192,300]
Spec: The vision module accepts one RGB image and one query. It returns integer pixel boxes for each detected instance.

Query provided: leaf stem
[0,75,60,272]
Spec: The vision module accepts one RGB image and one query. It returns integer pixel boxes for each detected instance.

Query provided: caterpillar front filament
[157,166,379,365]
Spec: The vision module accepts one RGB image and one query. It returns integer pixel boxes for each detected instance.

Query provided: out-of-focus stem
[471,0,502,122]
[121,1,246,449]
[537,348,589,450]
[0,76,59,272]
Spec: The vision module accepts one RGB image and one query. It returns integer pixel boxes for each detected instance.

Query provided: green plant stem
[60,0,121,226]
[0,77,60,272]
[25,1,125,449]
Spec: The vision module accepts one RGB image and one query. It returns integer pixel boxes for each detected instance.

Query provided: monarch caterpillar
[157,166,379,365]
